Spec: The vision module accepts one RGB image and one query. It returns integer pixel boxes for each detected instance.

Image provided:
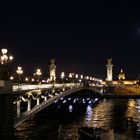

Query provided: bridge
[13,83,103,128]
[0,49,104,137]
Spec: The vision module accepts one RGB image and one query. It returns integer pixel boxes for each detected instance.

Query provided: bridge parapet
[12,83,80,91]
[0,80,13,93]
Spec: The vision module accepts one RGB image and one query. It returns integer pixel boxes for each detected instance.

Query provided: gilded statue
[50,58,55,65]
[107,58,112,65]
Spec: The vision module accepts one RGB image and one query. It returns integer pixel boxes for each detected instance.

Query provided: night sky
[0,7,140,80]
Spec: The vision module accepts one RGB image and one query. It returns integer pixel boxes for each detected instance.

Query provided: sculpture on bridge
[50,58,55,66]
[50,58,56,83]
[107,58,112,65]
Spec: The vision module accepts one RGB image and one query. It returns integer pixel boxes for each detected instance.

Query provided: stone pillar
[16,100,21,118]
[36,97,40,106]
[27,99,31,111]
[106,58,113,82]
[44,97,47,101]
[50,58,56,83]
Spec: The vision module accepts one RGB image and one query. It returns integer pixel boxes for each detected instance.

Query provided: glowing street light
[31,78,35,82]
[34,69,42,89]
[0,48,13,65]
[61,72,65,79]
[75,74,78,79]
[0,48,14,80]
[16,66,23,75]
[69,73,73,83]
[80,75,83,79]
[90,77,92,80]
[35,68,42,85]
[10,76,14,80]
[16,66,23,91]
[69,73,72,78]
[86,76,89,80]
[61,72,65,89]
[16,66,23,83]
[1,48,8,54]
[36,69,42,77]
[25,77,29,82]
[35,68,42,80]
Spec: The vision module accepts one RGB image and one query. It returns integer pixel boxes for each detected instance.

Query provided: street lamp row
[0,48,102,83]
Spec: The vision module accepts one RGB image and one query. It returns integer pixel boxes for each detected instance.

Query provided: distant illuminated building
[50,58,56,83]
[118,69,125,80]
[101,59,139,86]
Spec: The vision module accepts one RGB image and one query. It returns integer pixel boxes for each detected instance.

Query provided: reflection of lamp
[0,48,13,80]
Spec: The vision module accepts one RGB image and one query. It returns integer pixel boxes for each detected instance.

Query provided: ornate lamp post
[0,48,14,137]
[61,72,65,90]
[69,73,72,82]
[0,48,13,80]
[69,73,73,88]
[16,66,23,82]
[61,72,65,82]
[35,68,42,82]
[35,68,42,89]
[16,66,23,90]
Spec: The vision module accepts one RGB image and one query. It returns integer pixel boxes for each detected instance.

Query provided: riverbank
[114,85,140,94]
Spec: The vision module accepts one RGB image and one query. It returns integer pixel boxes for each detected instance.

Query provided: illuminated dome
[118,69,125,80]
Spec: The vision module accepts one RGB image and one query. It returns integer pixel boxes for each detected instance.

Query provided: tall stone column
[44,96,47,101]
[16,100,21,118]
[50,58,56,83]
[36,97,40,106]
[27,99,31,111]
[106,58,113,82]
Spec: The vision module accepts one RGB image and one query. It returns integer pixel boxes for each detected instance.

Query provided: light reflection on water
[15,98,140,139]
[126,99,140,122]
[84,99,113,129]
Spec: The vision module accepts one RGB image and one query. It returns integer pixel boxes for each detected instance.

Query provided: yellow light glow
[75,74,78,78]
[25,77,29,81]
[36,68,42,76]
[80,75,83,79]
[9,55,13,60]
[1,48,8,54]
[61,72,65,79]
[16,66,23,75]
[69,73,72,78]
[31,78,35,82]
[10,76,14,80]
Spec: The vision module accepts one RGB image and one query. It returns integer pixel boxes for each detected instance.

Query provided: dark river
[15,97,140,139]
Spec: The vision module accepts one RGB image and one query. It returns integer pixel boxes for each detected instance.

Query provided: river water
[15,98,140,139]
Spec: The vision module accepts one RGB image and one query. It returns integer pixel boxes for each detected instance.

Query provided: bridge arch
[14,86,102,128]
